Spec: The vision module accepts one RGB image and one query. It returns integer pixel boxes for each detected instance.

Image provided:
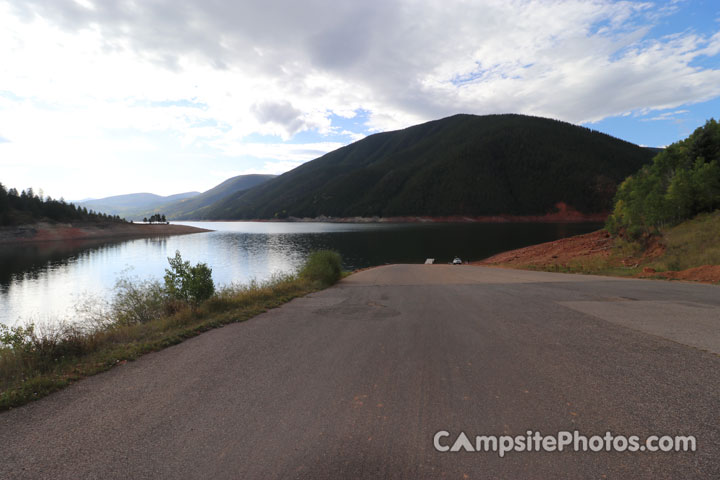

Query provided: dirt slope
[475,230,720,284]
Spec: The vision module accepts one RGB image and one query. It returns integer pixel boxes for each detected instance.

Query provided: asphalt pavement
[1,265,719,479]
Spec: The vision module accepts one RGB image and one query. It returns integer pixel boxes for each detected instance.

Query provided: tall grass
[650,211,720,271]
[0,252,345,410]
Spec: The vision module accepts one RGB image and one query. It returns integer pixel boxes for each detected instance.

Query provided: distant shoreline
[267,214,607,224]
[184,215,606,224]
[0,222,212,244]
[191,203,606,224]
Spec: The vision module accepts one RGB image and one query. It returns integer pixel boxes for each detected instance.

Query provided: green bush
[299,250,343,286]
[163,251,215,307]
[0,324,35,352]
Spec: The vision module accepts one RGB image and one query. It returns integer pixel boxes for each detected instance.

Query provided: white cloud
[643,109,690,121]
[341,130,366,142]
[208,141,346,163]
[212,160,307,178]
[0,0,719,197]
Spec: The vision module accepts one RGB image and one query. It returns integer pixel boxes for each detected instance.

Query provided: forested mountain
[79,192,199,218]
[0,184,125,226]
[200,114,657,219]
[162,174,276,220]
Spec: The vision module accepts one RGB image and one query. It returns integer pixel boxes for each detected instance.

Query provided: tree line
[607,118,720,239]
[143,214,167,224]
[0,184,126,226]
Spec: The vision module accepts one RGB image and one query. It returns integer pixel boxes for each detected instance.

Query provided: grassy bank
[648,211,720,272]
[0,250,344,411]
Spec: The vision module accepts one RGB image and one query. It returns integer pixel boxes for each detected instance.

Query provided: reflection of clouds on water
[210,232,302,285]
[1,221,603,326]
[0,228,316,326]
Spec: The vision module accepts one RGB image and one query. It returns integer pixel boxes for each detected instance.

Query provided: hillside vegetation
[650,211,720,272]
[203,114,655,220]
[607,119,720,238]
[161,174,276,220]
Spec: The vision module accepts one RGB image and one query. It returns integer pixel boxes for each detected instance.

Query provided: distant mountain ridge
[81,174,275,220]
[160,174,276,220]
[199,114,657,220]
[79,192,199,218]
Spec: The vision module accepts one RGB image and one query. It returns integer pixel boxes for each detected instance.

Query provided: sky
[0,0,719,200]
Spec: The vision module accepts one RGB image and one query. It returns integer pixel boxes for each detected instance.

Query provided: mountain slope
[203,114,656,219]
[164,174,276,219]
[79,192,200,217]
[82,174,276,220]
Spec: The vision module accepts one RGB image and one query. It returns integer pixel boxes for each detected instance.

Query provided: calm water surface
[0,221,601,326]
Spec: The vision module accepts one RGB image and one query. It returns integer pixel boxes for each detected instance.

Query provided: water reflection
[0,238,126,289]
[0,221,601,326]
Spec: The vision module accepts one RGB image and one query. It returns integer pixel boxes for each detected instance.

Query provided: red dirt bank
[0,222,211,244]
[476,230,615,266]
[475,230,720,285]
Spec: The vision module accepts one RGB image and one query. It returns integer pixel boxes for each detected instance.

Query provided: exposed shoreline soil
[474,230,720,285]
[476,230,616,267]
[0,222,211,244]
[246,202,607,224]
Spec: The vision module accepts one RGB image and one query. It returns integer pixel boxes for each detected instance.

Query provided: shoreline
[0,222,212,245]
[201,202,606,224]
[263,214,606,223]
[206,214,607,224]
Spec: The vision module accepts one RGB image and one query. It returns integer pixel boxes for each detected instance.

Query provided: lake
[0,221,601,326]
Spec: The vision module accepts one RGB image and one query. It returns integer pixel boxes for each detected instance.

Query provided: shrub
[163,251,215,307]
[111,277,167,325]
[299,250,343,286]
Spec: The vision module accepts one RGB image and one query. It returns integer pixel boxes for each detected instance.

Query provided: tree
[161,214,167,223]
[163,251,215,307]
[148,213,165,224]
[143,217,148,223]
[0,183,7,211]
